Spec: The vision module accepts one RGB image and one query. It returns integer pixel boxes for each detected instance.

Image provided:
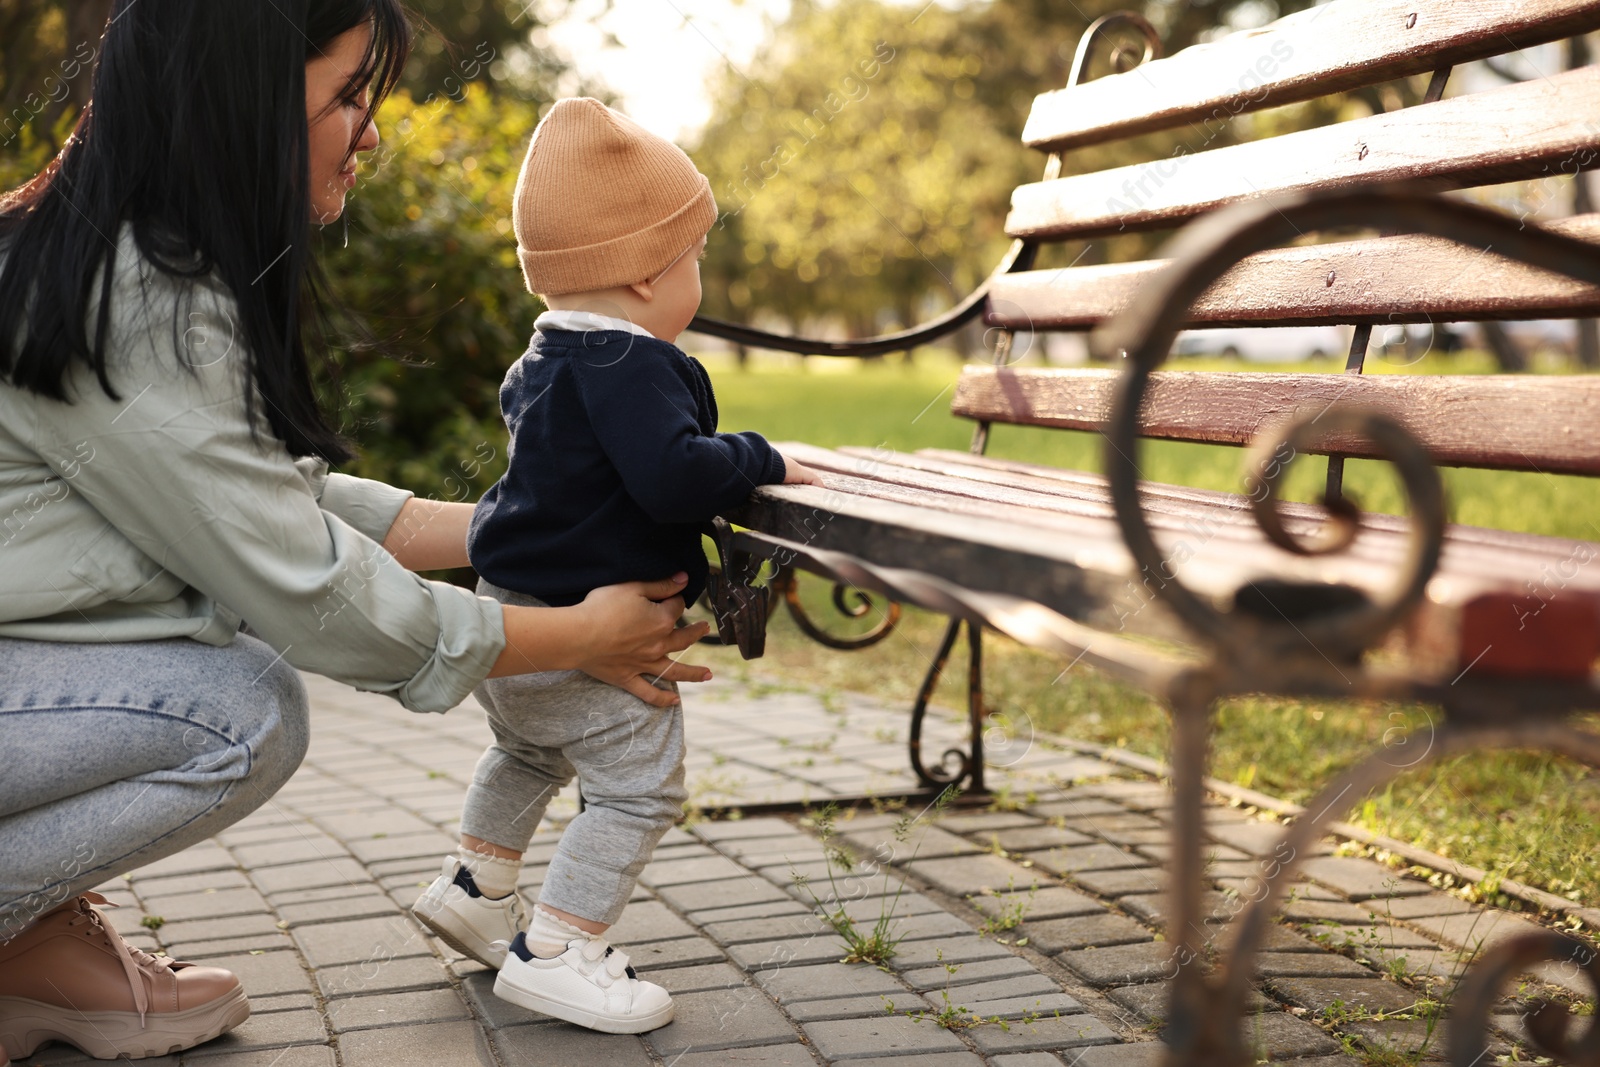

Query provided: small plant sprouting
[797,787,961,967]
[974,878,1038,942]
[139,915,165,931]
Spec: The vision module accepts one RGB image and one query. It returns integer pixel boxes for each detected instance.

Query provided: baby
[413,98,817,1033]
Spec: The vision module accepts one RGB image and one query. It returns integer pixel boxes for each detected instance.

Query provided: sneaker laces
[67,892,166,1025]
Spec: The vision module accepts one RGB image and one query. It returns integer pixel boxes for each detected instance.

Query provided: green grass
[692,351,1600,907]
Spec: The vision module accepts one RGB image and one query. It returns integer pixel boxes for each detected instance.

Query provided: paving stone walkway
[33,674,1594,1066]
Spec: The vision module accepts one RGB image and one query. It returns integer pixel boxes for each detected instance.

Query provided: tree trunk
[1479,322,1529,373]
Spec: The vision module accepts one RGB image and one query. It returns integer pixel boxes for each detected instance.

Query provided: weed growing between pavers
[793,788,958,966]
[971,878,1037,944]
[880,953,1062,1033]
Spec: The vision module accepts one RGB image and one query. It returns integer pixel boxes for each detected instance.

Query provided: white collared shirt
[534,308,658,340]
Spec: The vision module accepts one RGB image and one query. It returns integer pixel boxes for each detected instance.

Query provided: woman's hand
[573,575,712,706]
[488,573,711,707]
[779,452,824,486]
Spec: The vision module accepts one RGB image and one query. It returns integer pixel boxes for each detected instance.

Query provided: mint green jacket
[0,227,505,713]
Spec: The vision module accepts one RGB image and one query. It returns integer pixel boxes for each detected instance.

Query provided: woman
[0,1,710,1061]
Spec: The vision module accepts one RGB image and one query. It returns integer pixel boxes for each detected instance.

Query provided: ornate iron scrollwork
[776,569,902,651]
[1450,930,1600,1066]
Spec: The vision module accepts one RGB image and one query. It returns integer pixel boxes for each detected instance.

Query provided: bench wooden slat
[1023,0,1600,152]
[804,442,1586,586]
[948,367,1600,475]
[1007,66,1600,240]
[986,215,1600,329]
[907,448,1591,560]
[737,447,1600,637]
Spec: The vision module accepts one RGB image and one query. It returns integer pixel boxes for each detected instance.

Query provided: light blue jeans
[0,634,309,941]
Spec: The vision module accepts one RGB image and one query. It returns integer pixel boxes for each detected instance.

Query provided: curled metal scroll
[1094,189,1600,665]
[777,568,902,651]
[1450,931,1600,1066]
[687,11,1162,357]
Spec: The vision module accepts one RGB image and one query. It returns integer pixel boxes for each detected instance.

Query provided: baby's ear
[628,280,655,302]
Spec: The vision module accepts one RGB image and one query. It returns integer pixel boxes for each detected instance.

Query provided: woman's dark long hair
[0,0,410,462]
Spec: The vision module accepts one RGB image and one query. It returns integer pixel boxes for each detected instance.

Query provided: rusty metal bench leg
[907,617,988,797]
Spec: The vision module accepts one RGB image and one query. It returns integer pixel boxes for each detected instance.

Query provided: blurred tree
[691,0,1352,352]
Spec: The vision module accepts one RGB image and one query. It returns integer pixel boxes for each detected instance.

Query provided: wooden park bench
[692,2,1600,1062]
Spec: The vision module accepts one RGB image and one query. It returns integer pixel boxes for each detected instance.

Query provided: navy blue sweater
[468,327,786,608]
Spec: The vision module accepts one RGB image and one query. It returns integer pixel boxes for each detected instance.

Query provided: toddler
[413,98,817,1034]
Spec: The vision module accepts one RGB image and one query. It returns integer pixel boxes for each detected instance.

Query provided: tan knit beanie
[512,98,717,296]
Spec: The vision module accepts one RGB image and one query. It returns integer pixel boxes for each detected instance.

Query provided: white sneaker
[411,857,527,968]
[493,932,674,1034]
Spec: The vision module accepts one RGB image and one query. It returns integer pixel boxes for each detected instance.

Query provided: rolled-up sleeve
[28,271,504,713]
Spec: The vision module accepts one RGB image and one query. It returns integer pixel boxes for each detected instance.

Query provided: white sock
[457,847,520,899]
[526,904,589,958]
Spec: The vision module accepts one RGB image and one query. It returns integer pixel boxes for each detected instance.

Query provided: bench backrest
[967,0,1600,475]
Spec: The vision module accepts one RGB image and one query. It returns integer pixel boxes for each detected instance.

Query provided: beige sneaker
[0,892,249,1060]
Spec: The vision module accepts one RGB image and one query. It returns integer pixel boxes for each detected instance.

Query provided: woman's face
[305,25,381,224]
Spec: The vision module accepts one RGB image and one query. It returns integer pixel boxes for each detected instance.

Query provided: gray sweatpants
[461,580,688,926]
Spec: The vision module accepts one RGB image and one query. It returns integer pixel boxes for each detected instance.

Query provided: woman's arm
[381,498,473,572]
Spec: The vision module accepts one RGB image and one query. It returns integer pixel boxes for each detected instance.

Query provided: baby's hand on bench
[779,452,823,486]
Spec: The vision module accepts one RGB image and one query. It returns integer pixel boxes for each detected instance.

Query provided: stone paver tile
[803,1015,967,1061]
[830,1055,982,1067]
[904,854,1056,897]
[1106,981,1272,1023]
[1060,1047,1165,1067]
[751,961,907,1004]
[607,900,697,944]
[813,894,943,924]
[638,854,752,888]
[325,988,469,1032]
[941,973,1062,1003]
[1299,857,1429,901]
[704,912,827,945]
[160,932,295,959]
[1023,844,1147,877]
[1341,1018,1456,1062]
[654,962,750,994]
[788,995,905,1023]
[667,1043,817,1066]
[155,913,284,947]
[643,987,798,1057]
[205,952,313,998]
[968,1013,1118,1054]
[901,955,1036,991]
[247,993,320,1015]
[985,826,1096,852]
[154,887,272,924]
[344,833,453,865]
[1070,868,1166,898]
[180,1009,326,1057]
[274,888,401,928]
[1204,820,1328,858]
[969,886,1105,922]
[249,858,370,896]
[685,899,812,925]
[695,818,801,843]
[316,955,450,1000]
[948,992,1086,1020]
[231,836,351,870]
[1238,1012,1343,1060]
[290,916,429,969]
[656,877,789,912]
[1266,976,1424,1016]
[1016,913,1153,954]
[134,870,252,899]
[1081,782,1172,810]
[132,843,237,879]
[840,824,982,863]
[1059,943,1178,987]
[1256,951,1375,979]
[1133,842,1250,864]
[936,812,1040,834]
[628,936,728,970]
[726,936,855,970]
[725,848,830,870]
[1059,812,1164,834]
[1406,907,1543,953]
[1097,828,1171,846]
[887,936,1015,969]
[341,1020,495,1067]
[1119,890,1233,928]
[991,1054,1068,1067]
[1212,923,1325,955]
[1304,920,1437,952]
[1280,898,1378,925]
[184,1047,334,1067]
[1360,892,1474,920]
